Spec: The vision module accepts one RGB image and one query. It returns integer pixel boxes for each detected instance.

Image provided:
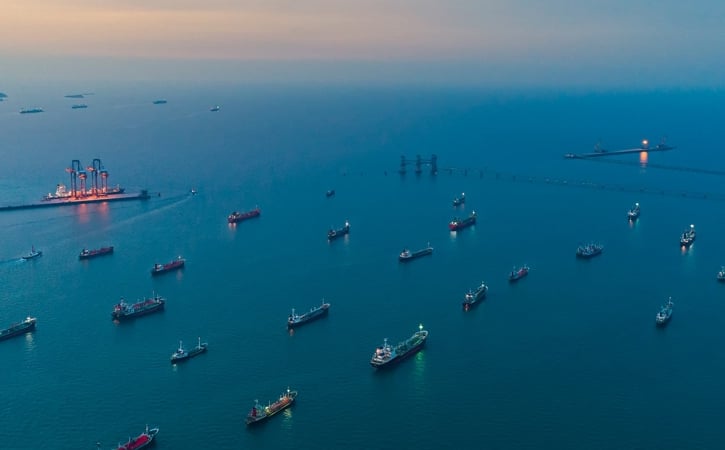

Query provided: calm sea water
[1,84,724,449]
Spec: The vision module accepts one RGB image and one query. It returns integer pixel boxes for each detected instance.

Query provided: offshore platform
[399,154,438,175]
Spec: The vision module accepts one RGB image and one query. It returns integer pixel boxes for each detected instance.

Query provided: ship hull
[228,210,261,224]
[449,218,475,231]
[576,250,602,258]
[171,345,207,363]
[151,261,185,275]
[79,247,114,260]
[370,339,426,369]
[399,249,433,262]
[0,322,36,342]
[112,303,165,321]
[288,307,329,328]
[245,395,297,425]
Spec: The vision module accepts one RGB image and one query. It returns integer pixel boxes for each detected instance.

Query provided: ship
[576,242,603,258]
[71,104,88,109]
[288,300,330,329]
[111,294,165,321]
[210,105,220,112]
[0,316,36,342]
[114,425,159,450]
[41,183,126,201]
[680,224,696,247]
[627,202,640,221]
[370,324,428,368]
[452,192,465,206]
[449,211,476,231]
[399,243,433,262]
[718,266,725,282]
[150,256,185,276]
[328,220,350,240]
[20,107,44,114]
[245,388,298,425]
[170,337,208,363]
[21,246,42,260]
[509,265,529,282]
[326,189,335,198]
[152,99,167,104]
[462,282,488,310]
[655,297,674,327]
[79,246,114,260]
[227,207,261,224]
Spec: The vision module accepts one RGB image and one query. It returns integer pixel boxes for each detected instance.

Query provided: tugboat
[79,246,114,260]
[170,337,208,363]
[370,324,428,369]
[399,243,434,262]
[21,246,42,260]
[576,242,603,258]
[288,300,330,329]
[717,266,725,282]
[326,189,335,198]
[150,256,185,275]
[462,282,488,310]
[655,297,674,327]
[227,207,261,224]
[449,211,477,231]
[328,220,350,240]
[0,316,36,342]
[114,425,159,450]
[245,388,298,425]
[627,202,640,221]
[509,265,529,282]
[111,294,165,321]
[210,105,221,112]
[452,192,466,206]
[680,224,696,247]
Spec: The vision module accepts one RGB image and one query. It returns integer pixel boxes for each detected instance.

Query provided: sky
[1,0,724,87]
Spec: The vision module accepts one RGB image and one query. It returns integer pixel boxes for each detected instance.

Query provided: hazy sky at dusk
[2,0,724,87]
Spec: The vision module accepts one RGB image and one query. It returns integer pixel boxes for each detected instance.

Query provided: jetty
[564,139,674,159]
[0,190,151,212]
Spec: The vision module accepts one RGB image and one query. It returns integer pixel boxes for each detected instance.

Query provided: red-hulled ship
[150,256,185,275]
[449,211,477,231]
[508,264,530,282]
[228,207,261,224]
[79,246,114,260]
[115,425,159,450]
[112,294,165,321]
[246,388,298,425]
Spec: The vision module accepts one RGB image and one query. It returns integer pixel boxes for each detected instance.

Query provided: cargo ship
[627,202,640,221]
[449,211,476,231]
[399,243,433,262]
[20,107,44,114]
[370,324,428,368]
[170,337,208,363]
[655,297,674,327]
[210,105,221,112]
[0,316,36,342]
[462,282,488,310]
[245,388,298,425]
[576,242,603,258]
[79,246,114,260]
[71,104,88,109]
[21,246,42,260]
[328,220,350,240]
[452,192,465,206]
[509,265,529,282]
[111,294,165,321]
[227,207,261,224]
[326,189,335,198]
[288,300,330,329]
[115,425,159,450]
[680,224,696,247]
[152,99,167,104]
[150,256,185,276]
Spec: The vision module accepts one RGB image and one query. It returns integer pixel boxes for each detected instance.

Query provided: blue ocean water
[1,84,725,449]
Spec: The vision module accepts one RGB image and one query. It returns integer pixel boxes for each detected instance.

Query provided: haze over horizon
[2,0,724,88]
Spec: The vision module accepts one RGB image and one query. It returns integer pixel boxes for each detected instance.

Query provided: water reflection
[639,150,649,168]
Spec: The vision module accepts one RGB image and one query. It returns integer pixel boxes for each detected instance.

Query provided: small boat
[0,316,36,342]
[20,107,44,114]
[452,192,465,206]
[245,388,298,425]
[680,224,696,247]
[509,264,529,282]
[288,300,330,329]
[462,282,488,310]
[576,242,603,258]
[627,202,640,221]
[326,189,335,198]
[21,246,42,260]
[210,105,220,112]
[112,294,165,321]
[71,104,88,109]
[370,324,428,368]
[170,337,208,363]
[717,266,725,282]
[227,207,261,224]
[399,243,433,262]
[79,246,114,260]
[328,220,350,240]
[655,297,674,327]
[150,256,185,275]
[115,425,159,450]
[152,99,167,105]
[449,211,476,231]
